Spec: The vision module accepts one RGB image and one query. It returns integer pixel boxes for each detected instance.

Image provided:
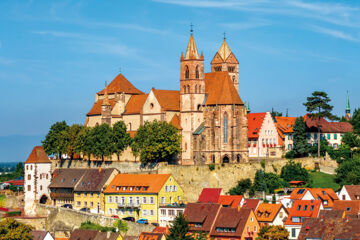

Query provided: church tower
[211,37,239,92]
[345,91,351,120]
[180,30,205,165]
[101,82,112,125]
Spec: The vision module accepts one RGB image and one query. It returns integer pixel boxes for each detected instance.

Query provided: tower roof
[346,91,351,111]
[25,146,51,164]
[102,81,111,106]
[218,39,232,61]
[97,73,144,95]
[185,32,199,60]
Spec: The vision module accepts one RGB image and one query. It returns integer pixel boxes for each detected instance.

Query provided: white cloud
[310,26,359,42]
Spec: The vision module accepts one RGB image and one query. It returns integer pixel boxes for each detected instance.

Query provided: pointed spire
[247,101,251,113]
[218,37,232,61]
[103,81,110,106]
[185,32,199,60]
[346,91,351,112]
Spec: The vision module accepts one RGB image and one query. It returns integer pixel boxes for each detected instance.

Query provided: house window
[224,112,228,143]
[150,210,154,216]
[177,196,181,201]
[27,174,31,180]
[129,197,133,204]
[334,134,337,140]
[121,197,125,205]
[161,209,166,216]
[228,66,235,72]
[40,185,42,191]
[327,134,331,140]
[214,66,222,72]
[143,197,147,204]
[90,202,93,207]
[108,196,112,203]
[168,210,175,216]
[84,201,87,207]
[27,185,31,191]
[136,197,140,205]
[143,210,147,216]
[115,196,118,203]
[292,228,296,238]
[346,207,351,211]
[161,197,166,204]
[77,201,81,207]
[150,197,154,204]
[84,192,87,197]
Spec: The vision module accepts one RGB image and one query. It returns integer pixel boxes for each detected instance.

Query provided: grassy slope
[0,194,5,207]
[309,171,340,191]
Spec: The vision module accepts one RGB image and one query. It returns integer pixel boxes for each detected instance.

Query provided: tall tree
[229,178,252,195]
[166,212,193,240]
[0,218,33,240]
[66,124,83,159]
[303,91,337,157]
[350,108,360,135]
[292,117,308,157]
[271,108,283,119]
[89,124,114,161]
[112,121,132,161]
[132,120,181,164]
[42,121,69,159]
[335,155,360,186]
[280,160,309,182]
[74,126,92,160]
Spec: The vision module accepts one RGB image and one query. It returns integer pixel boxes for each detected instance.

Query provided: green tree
[42,121,69,159]
[253,170,288,194]
[80,221,116,232]
[341,132,360,149]
[166,212,193,240]
[271,108,283,119]
[66,124,83,159]
[74,126,92,160]
[113,220,128,234]
[0,218,33,240]
[14,162,24,178]
[309,140,330,157]
[89,124,114,161]
[350,108,360,134]
[335,155,360,186]
[133,120,181,164]
[280,160,309,182]
[229,178,252,195]
[292,117,309,157]
[303,91,337,157]
[112,121,132,160]
[257,225,289,240]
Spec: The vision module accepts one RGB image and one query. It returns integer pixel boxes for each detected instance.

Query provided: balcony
[50,192,73,199]
[117,202,141,208]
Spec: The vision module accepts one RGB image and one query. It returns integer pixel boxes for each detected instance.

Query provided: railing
[117,202,141,208]
[50,192,73,199]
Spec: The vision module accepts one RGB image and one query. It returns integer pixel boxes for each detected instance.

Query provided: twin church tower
[86,31,248,165]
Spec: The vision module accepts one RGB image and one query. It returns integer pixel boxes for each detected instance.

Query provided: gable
[225,52,239,64]
[210,52,224,65]
[142,91,162,114]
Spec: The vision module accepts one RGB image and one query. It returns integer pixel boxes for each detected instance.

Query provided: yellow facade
[104,175,183,223]
[74,191,103,213]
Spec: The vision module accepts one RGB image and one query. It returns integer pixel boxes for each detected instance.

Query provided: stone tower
[180,31,205,165]
[345,91,351,120]
[211,38,239,92]
[101,81,112,125]
[24,146,52,215]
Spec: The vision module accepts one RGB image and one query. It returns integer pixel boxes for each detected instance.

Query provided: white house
[158,204,185,227]
[31,230,54,240]
[24,146,52,214]
[338,185,360,200]
[255,203,288,227]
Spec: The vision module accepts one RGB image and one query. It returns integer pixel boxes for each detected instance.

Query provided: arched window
[224,112,228,143]
[198,85,201,93]
[185,65,189,79]
[212,113,216,145]
[195,65,199,79]
[183,85,186,93]
[195,85,198,93]
[187,85,190,93]
[129,123,132,131]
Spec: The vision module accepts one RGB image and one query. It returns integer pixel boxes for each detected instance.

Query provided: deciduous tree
[303,91,337,157]
[0,218,33,240]
[335,155,360,186]
[280,160,309,182]
[229,178,252,195]
[66,124,83,159]
[257,225,289,240]
[89,124,114,161]
[112,121,132,161]
[42,121,69,159]
[74,126,92,160]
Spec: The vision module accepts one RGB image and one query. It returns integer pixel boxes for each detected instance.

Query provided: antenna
[190,23,194,33]
[223,31,226,40]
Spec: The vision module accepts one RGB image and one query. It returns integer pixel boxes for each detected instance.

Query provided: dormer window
[195,223,203,228]
[136,186,141,191]
[129,187,133,191]
[310,205,314,211]
[143,187,148,191]
[346,207,351,211]
[116,186,120,191]
[61,178,65,183]
[304,205,308,211]
[297,205,301,211]
[122,186,126,191]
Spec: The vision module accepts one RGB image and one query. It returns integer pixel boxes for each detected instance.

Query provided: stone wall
[54,157,317,202]
[33,204,154,237]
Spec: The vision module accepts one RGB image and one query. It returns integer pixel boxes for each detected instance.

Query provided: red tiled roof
[275,116,296,146]
[169,114,181,130]
[152,226,169,234]
[97,74,143,95]
[204,72,243,105]
[304,114,352,133]
[25,146,51,164]
[87,98,116,116]
[184,202,222,232]
[138,232,164,240]
[284,200,321,226]
[123,94,148,115]
[255,203,283,222]
[333,200,360,216]
[242,199,260,211]
[247,113,266,139]
[152,89,180,111]
[198,188,222,203]
[344,185,360,200]
[217,195,243,208]
[104,174,171,194]
[307,188,338,208]
[290,188,310,200]
[4,180,24,186]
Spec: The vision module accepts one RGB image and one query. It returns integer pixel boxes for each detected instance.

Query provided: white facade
[285,225,302,240]
[307,132,344,150]
[24,162,52,212]
[271,207,287,226]
[158,205,185,227]
[248,112,279,158]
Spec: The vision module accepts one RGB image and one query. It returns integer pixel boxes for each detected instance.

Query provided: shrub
[208,164,215,171]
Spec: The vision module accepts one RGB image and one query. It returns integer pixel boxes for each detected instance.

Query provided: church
[85,31,249,165]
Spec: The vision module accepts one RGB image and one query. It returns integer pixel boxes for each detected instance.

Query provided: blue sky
[1,0,360,162]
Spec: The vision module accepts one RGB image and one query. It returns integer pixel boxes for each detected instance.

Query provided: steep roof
[152,89,180,111]
[217,195,243,208]
[344,185,360,200]
[93,232,121,240]
[204,72,243,105]
[198,188,222,203]
[255,203,283,223]
[275,117,296,135]
[104,174,171,194]
[304,114,352,133]
[87,98,116,116]
[307,188,339,208]
[290,188,310,200]
[242,199,260,211]
[31,230,50,240]
[169,114,181,130]
[209,208,252,238]
[49,169,88,189]
[25,146,51,164]
[284,200,322,226]
[138,232,165,240]
[97,74,143,95]
[185,32,199,60]
[247,113,266,139]
[217,40,232,61]
[333,200,360,216]
[184,202,221,232]
[123,94,148,115]
[69,229,98,240]
[74,168,117,192]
